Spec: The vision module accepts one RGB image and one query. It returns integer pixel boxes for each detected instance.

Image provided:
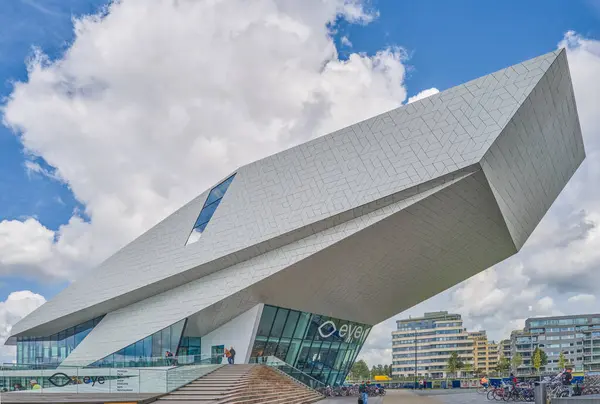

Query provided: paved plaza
[322,389,486,404]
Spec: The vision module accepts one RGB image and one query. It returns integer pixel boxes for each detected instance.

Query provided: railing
[0,354,221,394]
[2,353,214,371]
[250,356,326,391]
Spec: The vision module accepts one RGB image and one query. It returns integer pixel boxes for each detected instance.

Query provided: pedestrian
[224,348,231,364]
[229,346,236,364]
[358,380,369,404]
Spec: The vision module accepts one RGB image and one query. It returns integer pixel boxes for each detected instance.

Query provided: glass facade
[90,319,186,367]
[16,316,104,365]
[250,305,371,386]
[186,174,236,245]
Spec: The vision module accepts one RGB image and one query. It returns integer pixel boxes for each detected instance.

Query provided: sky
[0,0,599,366]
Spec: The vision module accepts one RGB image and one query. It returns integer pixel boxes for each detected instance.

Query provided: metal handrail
[250,356,326,390]
[1,353,214,371]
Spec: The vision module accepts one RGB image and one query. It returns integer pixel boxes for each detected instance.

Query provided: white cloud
[407,87,439,103]
[0,291,46,362]
[568,294,596,304]
[341,36,352,47]
[1,0,409,281]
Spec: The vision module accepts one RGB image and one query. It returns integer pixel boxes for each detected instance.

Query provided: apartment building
[499,339,512,361]
[583,330,600,372]
[469,331,499,374]
[392,312,473,379]
[510,329,536,374]
[507,314,600,374]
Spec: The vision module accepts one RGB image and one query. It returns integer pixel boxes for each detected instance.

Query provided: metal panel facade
[8,50,585,368]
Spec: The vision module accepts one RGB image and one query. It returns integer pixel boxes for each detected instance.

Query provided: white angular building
[7,49,584,386]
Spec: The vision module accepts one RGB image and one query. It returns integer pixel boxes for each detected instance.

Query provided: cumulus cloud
[0,291,46,362]
[407,87,439,104]
[1,0,411,281]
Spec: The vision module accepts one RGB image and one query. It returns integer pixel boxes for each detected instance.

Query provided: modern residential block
[469,331,499,375]
[392,312,474,379]
[7,48,584,386]
[509,314,600,374]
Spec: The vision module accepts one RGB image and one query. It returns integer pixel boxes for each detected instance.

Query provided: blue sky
[1,0,600,364]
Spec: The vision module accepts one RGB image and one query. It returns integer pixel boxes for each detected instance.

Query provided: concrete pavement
[321,389,485,404]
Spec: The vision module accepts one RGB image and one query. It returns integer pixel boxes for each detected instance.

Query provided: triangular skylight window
[186,174,236,245]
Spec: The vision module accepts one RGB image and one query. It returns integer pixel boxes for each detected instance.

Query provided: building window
[186,174,236,245]
[250,305,371,386]
[16,316,104,366]
[90,319,187,367]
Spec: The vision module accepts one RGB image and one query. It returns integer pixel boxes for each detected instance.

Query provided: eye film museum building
[7,49,585,387]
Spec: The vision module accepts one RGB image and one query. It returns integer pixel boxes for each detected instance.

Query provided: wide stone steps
[155,364,323,403]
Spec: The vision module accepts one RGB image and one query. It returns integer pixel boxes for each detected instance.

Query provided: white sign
[115,368,139,393]
[318,320,370,343]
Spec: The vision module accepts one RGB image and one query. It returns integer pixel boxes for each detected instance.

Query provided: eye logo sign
[48,372,105,387]
[318,320,369,343]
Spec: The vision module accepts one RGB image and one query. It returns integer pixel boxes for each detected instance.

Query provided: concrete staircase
[154,364,324,403]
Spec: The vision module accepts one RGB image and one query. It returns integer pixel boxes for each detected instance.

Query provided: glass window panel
[264,337,279,357]
[143,336,152,359]
[251,340,266,359]
[152,330,163,357]
[306,342,323,374]
[66,329,75,356]
[305,316,322,340]
[296,341,313,371]
[57,331,66,347]
[125,343,136,364]
[114,349,125,367]
[324,342,340,369]
[320,368,332,384]
[328,371,339,386]
[282,311,299,338]
[275,338,291,360]
[293,312,311,339]
[257,306,278,337]
[51,334,58,358]
[170,320,185,354]
[162,327,172,356]
[205,174,236,205]
[135,340,144,360]
[186,228,203,244]
[194,199,221,228]
[285,339,302,365]
[194,222,208,234]
[270,309,289,338]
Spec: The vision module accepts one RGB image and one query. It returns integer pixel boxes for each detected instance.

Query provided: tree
[532,348,548,369]
[446,352,464,378]
[511,353,523,372]
[496,356,510,373]
[371,365,377,379]
[349,359,370,381]
[558,352,567,369]
[463,362,474,376]
[383,365,389,377]
[533,348,542,373]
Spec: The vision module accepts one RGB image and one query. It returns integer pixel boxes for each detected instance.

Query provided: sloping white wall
[199,304,263,364]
